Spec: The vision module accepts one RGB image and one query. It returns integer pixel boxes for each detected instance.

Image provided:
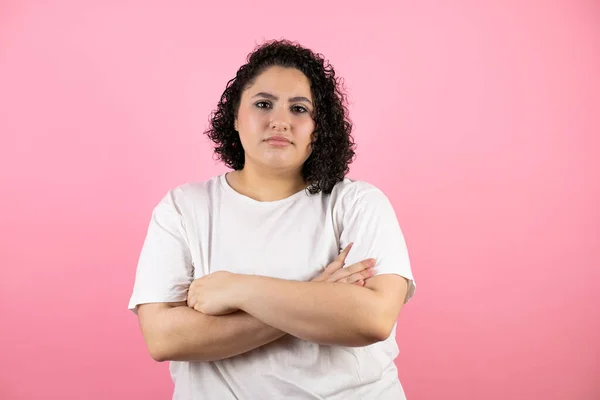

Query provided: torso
[169,174,406,400]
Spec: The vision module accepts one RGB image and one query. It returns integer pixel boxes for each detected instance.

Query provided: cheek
[237,108,268,134]
[297,120,316,148]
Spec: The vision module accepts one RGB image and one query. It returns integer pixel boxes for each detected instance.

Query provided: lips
[266,135,291,143]
[265,135,292,147]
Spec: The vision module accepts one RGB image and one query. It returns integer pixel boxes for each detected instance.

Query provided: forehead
[246,66,312,100]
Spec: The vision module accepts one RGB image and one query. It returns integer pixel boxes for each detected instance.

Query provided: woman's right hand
[311,243,376,287]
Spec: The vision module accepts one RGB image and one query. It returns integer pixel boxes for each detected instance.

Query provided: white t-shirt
[129,173,416,400]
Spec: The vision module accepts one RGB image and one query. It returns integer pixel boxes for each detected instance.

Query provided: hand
[312,243,376,286]
[187,271,240,315]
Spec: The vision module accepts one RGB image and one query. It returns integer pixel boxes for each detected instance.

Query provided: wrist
[230,273,253,310]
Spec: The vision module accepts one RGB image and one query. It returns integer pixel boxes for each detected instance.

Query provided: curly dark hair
[204,39,356,195]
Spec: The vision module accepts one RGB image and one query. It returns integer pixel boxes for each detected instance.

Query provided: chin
[261,160,296,170]
[248,150,310,172]
[257,153,294,167]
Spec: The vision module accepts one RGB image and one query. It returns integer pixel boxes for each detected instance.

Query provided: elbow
[351,325,391,347]
[368,315,397,343]
[373,323,394,343]
[147,340,170,362]
[138,303,186,362]
[362,327,391,345]
[344,320,394,347]
[346,305,398,346]
[145,331,174,362]
[149,347,169,363]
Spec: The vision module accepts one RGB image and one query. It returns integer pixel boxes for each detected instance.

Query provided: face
[234,66,315,174]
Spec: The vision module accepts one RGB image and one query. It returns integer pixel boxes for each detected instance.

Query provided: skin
[137,66,408,361]
[228,65,316,202]
[138,244,377,361]
[186,271,407,347]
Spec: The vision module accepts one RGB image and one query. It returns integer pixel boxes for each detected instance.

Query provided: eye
[255,101,272,109]
[291,105,308,114]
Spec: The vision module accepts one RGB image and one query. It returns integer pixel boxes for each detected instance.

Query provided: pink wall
[1,1,598,399]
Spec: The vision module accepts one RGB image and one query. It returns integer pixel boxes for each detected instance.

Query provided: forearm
[141,303,285,362]
[234,276,392,347]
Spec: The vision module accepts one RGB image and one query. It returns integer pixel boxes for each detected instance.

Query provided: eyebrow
[252,92,313,106]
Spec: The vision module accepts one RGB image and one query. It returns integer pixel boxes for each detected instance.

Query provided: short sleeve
[128,190,194,314]
[338,183,416,303]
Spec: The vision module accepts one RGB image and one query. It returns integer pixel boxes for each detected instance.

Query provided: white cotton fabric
[129,174,415,399]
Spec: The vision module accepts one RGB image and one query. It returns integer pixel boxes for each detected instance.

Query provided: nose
[270,120,289,131]
[270,108,290,132]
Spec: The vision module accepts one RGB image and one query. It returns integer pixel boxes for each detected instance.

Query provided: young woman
[129,39,416,399]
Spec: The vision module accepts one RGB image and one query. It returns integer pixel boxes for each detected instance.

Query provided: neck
[228,165,307,202]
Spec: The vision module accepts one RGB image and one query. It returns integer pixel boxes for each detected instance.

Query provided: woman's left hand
[187,271,240,315]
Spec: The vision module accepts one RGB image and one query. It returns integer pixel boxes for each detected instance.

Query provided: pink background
[1,1,598,399]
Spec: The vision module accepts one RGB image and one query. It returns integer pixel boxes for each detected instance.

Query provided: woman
[128,39,416,399]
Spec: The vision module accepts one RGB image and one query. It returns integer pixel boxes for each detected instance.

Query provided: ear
[234,118,238,132]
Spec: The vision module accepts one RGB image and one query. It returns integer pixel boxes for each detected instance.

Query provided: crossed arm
[137,256,409,362]
[137,302,287,362]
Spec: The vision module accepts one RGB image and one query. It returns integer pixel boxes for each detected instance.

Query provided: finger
[323,259,343,275]
[354,279,365,286]
[345,258,376,275]
[323,243,354,277]
[334,242,354,263]
[331,258,376,282]
[319,243,356,282]
[188,296,197,308]
[187,281,197,304]
[341,268,374,284]
[361,267,375,279]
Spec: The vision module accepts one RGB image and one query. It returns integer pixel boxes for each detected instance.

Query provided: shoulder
[154,175,222,215]
[329,178,392,209]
